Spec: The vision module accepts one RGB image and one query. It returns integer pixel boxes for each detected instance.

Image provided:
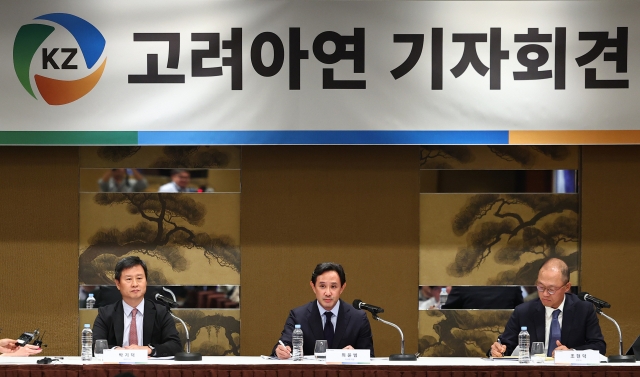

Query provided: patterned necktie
[547,309,561,356]
[324,312,334,348]
[129,308,138,346]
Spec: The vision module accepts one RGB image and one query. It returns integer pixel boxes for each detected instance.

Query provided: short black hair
[114,256,148,281]
[311,262,346,286]
[170,169,189,176]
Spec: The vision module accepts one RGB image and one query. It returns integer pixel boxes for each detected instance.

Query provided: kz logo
[13,13,106,105]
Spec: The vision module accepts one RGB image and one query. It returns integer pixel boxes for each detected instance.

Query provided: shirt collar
[173,182,184,192]
[123,299,145,317]
[544,295,566,317]
[316,299,340,318]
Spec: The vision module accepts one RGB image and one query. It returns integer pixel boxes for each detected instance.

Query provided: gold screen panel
[80,146,241,169]
[419,309,513,357]
[79,192,240,285]
[420,146,579,170]
[420,193,579,286]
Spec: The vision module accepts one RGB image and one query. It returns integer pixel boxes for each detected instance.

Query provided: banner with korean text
[0,0,638,145]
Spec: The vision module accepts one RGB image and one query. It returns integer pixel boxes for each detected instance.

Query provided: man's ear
[564,282,572,292]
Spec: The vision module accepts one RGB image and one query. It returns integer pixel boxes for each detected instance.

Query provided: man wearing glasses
[489,258,605,357]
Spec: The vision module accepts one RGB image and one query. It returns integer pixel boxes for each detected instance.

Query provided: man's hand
[551,340,569,356]
[123,345,152,355]
[275,344,292,359]
[0,343,42,357]
[12,345,42,356]
[343,345,354,350]
[490,341,506,358]
[0,339,18,354]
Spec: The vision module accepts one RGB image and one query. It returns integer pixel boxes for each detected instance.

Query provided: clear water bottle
[85,293,96,309]
[518,326,530,364]
[439,287,448,309]
[81,324,93,361]
[292,324,304,361]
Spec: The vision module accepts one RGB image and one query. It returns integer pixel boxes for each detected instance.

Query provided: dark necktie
[547,309,561,356]
[324,311,334,348]
[129,308,138,346]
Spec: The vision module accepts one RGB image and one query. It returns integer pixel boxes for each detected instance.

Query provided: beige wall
[1,145,639,357]
[240,146,420,356]
[581,146,640,355]
[0,147,79,355]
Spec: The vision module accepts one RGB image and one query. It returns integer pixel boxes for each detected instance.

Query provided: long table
[1,357,638,377]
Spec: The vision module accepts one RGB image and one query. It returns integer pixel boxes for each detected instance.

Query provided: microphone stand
[372,314,417,361]
[158,303,202,361]
[595,307,635,363]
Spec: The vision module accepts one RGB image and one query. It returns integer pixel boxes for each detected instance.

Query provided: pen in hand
[278,340,291,355]
[497,338,505,356]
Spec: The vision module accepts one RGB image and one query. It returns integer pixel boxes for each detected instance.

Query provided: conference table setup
[1,356,638,377]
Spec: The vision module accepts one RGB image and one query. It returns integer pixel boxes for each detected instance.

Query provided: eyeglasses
[536,283,567,295]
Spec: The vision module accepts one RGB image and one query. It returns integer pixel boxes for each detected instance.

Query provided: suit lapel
[560,294,573,344]
[115,302,125,347]
[332,300,350,348]
[308,301,325,343]
[143,300,155,345]
[534,299,546,343]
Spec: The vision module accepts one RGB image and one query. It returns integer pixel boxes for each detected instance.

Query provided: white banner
[0,1,638,144]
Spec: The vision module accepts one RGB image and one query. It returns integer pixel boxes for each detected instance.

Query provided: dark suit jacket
[495,293,606,356]
[272,299,375,357]
[92,299,182,357]
[442,286,523,309]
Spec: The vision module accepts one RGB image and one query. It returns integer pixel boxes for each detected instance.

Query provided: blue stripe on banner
[138,131,509,145]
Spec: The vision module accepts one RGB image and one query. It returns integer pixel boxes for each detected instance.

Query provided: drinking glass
[94,339,108,361]
[531,342,545,363]
[314,340,327,361]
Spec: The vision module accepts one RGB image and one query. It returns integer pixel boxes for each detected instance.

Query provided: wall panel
[582,146,640,356]
[0,147,79,355]
[241,146,420,357]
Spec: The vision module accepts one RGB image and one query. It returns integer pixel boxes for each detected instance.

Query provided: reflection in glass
[79,285,239,309]
[80,169,241,193]
[418,285,579,310]
[94,339,108,361]
[420,170,578,194]
[98,168,148,192]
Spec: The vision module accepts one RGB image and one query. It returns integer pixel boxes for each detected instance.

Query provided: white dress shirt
[158,182,183,193]
[317,300,339,330]
[122,299,145,346]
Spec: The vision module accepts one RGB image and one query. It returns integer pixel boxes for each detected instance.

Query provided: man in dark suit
[490,258,605,357]
[93,256,182,357]
[272,262,374,358]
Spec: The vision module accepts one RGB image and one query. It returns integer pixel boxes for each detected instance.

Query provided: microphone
[352,299,384,314]
[581,293,635,363]
[353,299,415,361]
[155,293,179,308]
[578,292,611,308]
[154,293,202,361]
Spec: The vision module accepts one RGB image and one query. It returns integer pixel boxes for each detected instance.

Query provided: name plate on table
[554,350,600,365]
[326,349,370,364]
[103,349,148,363]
